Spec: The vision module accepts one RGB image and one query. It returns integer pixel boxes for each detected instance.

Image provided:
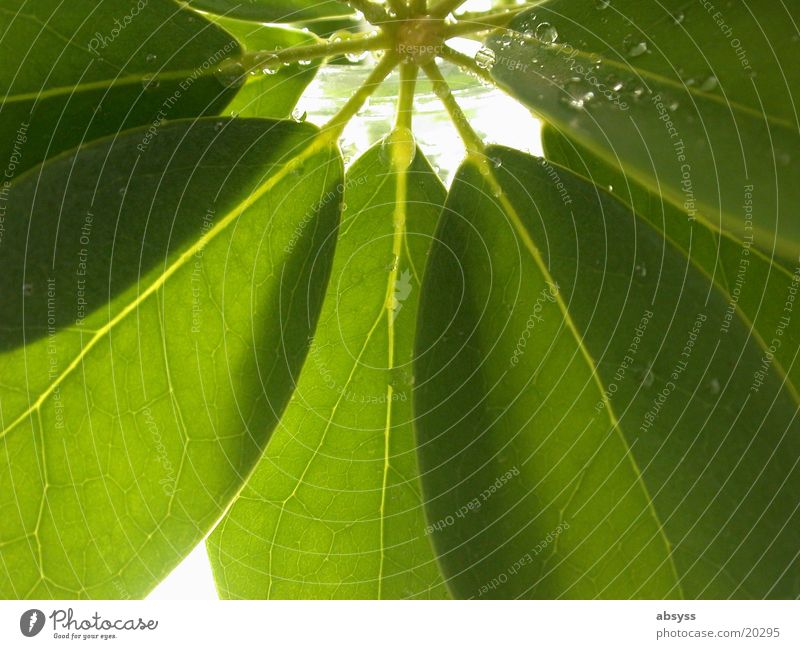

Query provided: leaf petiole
[440,45,495,87]
[441,4,536,37]
[429,0,469,18]
[322,52,400,139]
[342,0,391,24]
[239,32,389,72]
[421,61,486,161]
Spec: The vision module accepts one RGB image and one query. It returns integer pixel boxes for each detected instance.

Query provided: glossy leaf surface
[415,146,800,598]
[0,118,341,598]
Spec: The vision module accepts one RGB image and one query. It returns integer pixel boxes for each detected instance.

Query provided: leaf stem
[385,0,409,17]
[411,0,427,15]
[395,62,417,132]
[240,32,389,70]
[442,4,534,37]
[377,61,418,600]
[421,61,486,160]
[429,0,468,18]
[323,52,400,139]
[342,0,391,24]
[440,45,495,87]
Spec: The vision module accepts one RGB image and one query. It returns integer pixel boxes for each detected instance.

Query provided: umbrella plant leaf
[210,17,320,120]
[0,117,341,598]
[186,0,353,23]
[486,0,800,259]
[415,146,800,598]
[208,142,451,599]
[0,0,246,176]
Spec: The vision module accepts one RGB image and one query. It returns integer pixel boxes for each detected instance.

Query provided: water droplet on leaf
[215,61,246,88]
[627,41,648,57]
[475,47,496,70]
[535,22,558,44]
[700,75,718,91]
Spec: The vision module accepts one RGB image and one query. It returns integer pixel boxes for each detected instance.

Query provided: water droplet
[535,22,558,44]
[642,367,655,387]
[517,13,538,36]
[700,75,718,91]
[612,80,624,92]
[778,152,792,166]
[297,59,313,67]
[434,82,450,99]
[141,74,159,90]
[708,378,721,395]
[145,53,157,63]
[475,47,496,70]
[635,262,647,277]
[596,0,611,9]
[492,157,503,169]
[607,184,614,192]
[291,108,307,123]
[345,50,367,63]
[213,121,224,132]
[330,30,349,44]
[669,100,680,111]
[383,127,416,170]
[215,61,246,88]
[627,41,648,57]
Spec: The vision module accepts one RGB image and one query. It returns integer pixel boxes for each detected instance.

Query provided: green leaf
[0,0,244,176]
[0,117,342,598]
[208,142,450,599]
[487,0,800,259]
[415,146,800,598]
[187,0,353,23]
[213,17,320,119]
[542,124,800,395]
